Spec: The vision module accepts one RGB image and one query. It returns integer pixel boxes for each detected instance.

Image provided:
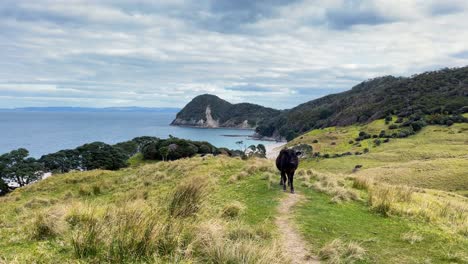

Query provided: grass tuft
[169,176,207,218]
[29,212,57,240]
[319,239,366,263]
[221,201,246,219]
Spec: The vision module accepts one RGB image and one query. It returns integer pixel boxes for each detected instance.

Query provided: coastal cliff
[171,94,281,129]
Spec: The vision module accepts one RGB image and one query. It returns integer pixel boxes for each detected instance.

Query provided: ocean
[0,111,273,158]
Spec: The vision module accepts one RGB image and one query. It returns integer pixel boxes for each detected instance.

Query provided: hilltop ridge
[173,67,468,140]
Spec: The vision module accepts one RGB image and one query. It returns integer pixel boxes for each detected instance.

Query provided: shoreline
[265,142,287,159]
[169,123,255,131]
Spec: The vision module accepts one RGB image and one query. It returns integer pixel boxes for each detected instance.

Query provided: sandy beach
[265,142,286,159]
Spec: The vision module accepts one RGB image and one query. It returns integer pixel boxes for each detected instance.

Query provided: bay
[0,111,272,157]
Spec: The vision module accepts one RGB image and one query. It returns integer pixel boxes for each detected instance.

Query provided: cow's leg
[288,171,295,194]
[281,171,287,192]
[279,170,284,186]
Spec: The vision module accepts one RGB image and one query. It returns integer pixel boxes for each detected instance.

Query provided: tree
[141,141,161,160]
[0,148,43,187]
[40,149,80,173]
[235,141,249,158]
[113,140,139,158]
[248,145,257,153]
[0,178,9,196]
[256,144,266,157]
[159,146,169,161]
[77,142,127,170]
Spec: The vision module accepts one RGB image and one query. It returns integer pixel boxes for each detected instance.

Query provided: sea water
[0,111,272,157]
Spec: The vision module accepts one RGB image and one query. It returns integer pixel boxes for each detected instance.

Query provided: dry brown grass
[193,220,287,264]
[309,171,360,203]
[319,238,366,263]
[352,177,468,236]
[228,171,249,183]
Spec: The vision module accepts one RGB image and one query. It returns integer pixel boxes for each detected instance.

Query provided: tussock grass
[193,220,286,264]
[68,201,184,261]
[228,171,249,183]
[308,171,360,203]
[318,238,366,263]
[29,212,58,240]
[106,204,161,262]
[352,176,373,190]
[353,177,468,235]
[0,156,284,262]
[168,176,208,218]
[68,205,103,258]
[221,201,245,219]
[169,176,208,218]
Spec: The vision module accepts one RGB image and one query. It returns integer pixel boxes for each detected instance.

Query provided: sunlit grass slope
[289,120,468,263]
[0,156,286,263]
[293,121,468,193]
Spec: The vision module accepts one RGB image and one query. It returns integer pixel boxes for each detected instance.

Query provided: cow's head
[283,149,301,166]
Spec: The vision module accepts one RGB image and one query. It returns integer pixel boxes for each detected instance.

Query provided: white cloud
[0,0,467,109]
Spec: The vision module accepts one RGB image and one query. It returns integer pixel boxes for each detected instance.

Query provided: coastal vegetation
[0,118,466,263]
[1,65,467,262]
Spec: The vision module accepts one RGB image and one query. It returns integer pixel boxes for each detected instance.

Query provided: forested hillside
[256,67,468,140]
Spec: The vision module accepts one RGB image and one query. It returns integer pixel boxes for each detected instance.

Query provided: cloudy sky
[1,0,468,109]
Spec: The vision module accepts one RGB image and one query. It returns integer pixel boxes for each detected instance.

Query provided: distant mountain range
[0,107,180,113]
[173,66,468,140]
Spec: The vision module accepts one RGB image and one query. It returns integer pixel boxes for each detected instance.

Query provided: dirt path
[276,193,320,264]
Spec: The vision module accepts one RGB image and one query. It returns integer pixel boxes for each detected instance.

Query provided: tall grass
[29,212,58,240]
[68,206,102,258]
[306,170,360,203]
[193,220,286,264]
[353,177,468,236]
[168,176,208,218]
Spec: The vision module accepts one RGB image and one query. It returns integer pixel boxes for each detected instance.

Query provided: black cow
[276,149,301,193]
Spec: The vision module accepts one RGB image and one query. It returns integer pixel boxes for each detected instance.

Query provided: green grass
[294,185,468,263]
[289,121,468,263]
[297,123,468,193]
[289,118,399,155]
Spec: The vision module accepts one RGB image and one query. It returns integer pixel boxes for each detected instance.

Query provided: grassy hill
[1,120,467,263]
[172,67,468,140]
[291,121,468,194]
